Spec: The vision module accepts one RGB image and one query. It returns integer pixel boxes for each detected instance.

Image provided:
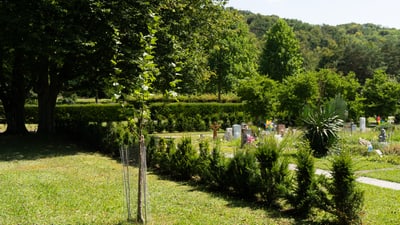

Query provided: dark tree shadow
[0,133,94,161]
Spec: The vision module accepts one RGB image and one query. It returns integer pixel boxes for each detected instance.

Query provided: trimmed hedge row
[148,102,249,132]
[24,104,124,124]
[13,103,249,133]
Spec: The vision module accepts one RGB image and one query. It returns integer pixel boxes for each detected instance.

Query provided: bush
[302,98,344,157]
[329,151,364,225]
[292,141,317,217]
[170,137,198,180]
[226,149,260,199]
[194,139,212,184]
[255,135,291,206]
[199,141,228,191]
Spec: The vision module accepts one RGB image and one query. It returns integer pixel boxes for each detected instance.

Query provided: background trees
[3,2,400,133]
[362,70,400,118]
[259,19,303,81]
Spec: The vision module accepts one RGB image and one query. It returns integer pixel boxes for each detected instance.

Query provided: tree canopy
[259,18,303,81]
[3,3,400,133]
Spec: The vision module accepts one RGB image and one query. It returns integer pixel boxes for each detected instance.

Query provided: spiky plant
[302,97,344,157]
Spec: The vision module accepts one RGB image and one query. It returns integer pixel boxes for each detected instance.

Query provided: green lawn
[0,135,291,224]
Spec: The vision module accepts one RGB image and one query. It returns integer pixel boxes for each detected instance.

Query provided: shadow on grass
[0,133,93,161]
[150,173,336,225]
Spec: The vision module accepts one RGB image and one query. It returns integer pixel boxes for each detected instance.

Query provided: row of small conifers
[143,135,364,225]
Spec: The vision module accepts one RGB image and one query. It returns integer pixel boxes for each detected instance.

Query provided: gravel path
[289,164,400,190]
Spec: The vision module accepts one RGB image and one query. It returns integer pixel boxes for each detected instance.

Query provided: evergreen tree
[259,19,303,81]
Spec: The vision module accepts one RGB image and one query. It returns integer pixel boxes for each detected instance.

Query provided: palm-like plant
[302,97,344,157]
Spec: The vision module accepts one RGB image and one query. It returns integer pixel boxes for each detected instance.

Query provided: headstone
[359,117,366,132]
[224,128,233,141]
[241,124,251,148]
[233,124,241,139]
[351,123,357,132]
[379,128,387,142]
[277,124,285,136]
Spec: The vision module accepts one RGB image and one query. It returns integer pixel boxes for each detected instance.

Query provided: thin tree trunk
[137,134,146,224]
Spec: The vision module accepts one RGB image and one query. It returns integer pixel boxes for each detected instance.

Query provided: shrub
[226,149,260,199]
[206,142,228,191]
[195,139,212,184]
[329,151,364,225]
[255,135,291,206]
[292,141,317,217]
[302,98,344,157]
[170,137,198,180]
[146,136,158,167]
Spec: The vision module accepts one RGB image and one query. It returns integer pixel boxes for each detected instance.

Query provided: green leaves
[259,19,303,81]
[302,96,345,157]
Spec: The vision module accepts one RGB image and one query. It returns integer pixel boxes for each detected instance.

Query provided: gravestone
[379,128,387,142]
[233,124,241,139]
[224,127,233,141]
[359,117,366,132]
[277,124,285,136]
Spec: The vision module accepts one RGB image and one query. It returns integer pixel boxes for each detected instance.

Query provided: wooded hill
[239,10,400,84]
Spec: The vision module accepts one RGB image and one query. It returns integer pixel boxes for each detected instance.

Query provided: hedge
[23,104,124,124]
[2,102,250,133]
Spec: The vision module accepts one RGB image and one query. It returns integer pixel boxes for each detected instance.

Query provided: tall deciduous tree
[0,0,35,134]
[278,72,319,124]
[362,70,400,118]
[259,18,303,81]
[0,0,117,134]
[207,9,259,101]
[237,75,278,120]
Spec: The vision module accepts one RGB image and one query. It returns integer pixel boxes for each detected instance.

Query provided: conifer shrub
[146,135,158,168]
[195,139,212,184]
[206,142,229,191]
[292,141,317,217]
[255,135,291,206]
[170,137,198,180]
[226,149,260,199]
[329,151,364,225]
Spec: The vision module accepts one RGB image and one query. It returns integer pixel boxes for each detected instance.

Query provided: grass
[361,183,400,224]
[0,135,293,225]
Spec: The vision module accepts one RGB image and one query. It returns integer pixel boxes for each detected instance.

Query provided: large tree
[207,9,259,100]
[362,70,400,118]
[0,0,127,134]
[259,18,303,81]
[0,0,37,134]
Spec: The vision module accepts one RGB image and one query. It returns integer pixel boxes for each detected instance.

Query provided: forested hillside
[240,10,400,83]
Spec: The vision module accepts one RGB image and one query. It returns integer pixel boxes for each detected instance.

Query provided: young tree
[259,19,303,81]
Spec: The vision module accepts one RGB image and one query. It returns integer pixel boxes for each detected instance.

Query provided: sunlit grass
[360,183,400,225]
[0,152,294,224]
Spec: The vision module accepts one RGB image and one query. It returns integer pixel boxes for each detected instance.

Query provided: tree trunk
[36,56,62,134]
[1,50,28,135]
[37,90,58,134]
[2,98,28,135]
[137,134,146,224]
